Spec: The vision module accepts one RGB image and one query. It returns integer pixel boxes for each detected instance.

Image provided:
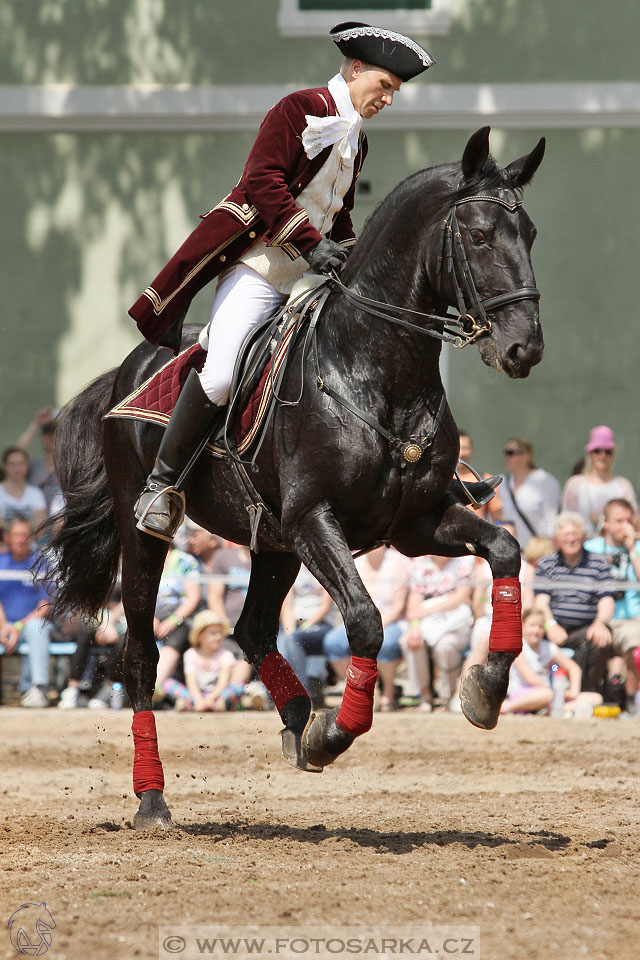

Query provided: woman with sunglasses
[562,426,637,536]
[500,438,562,549]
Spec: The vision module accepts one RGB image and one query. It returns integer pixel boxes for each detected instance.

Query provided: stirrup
[455,460,502,508]
[135,486,186,542]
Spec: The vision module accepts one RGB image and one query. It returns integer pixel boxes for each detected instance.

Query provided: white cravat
[301,73,363,163]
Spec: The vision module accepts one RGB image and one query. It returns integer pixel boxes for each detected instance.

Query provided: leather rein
[328,174,540,349]
[225,179,540,552]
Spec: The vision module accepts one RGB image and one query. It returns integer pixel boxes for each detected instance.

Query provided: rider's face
[347,63,402,119]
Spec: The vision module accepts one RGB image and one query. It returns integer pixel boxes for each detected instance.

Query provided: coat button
[242,203,249,211]
[249,231,256,238]
[296,182,302,189]
[220,254,226,262]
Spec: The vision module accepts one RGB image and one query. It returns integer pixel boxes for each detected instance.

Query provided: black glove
[306,238,348,275]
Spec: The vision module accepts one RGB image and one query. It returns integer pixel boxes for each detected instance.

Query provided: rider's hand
[306,238,347,275]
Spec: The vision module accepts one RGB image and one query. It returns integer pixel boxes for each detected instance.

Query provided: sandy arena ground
[0,708,639,960]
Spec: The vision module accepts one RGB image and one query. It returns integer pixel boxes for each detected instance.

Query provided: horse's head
[438,127,546,379]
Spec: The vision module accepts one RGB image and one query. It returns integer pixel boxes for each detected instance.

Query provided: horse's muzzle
[501,335,545,378]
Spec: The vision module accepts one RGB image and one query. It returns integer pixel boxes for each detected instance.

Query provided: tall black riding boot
[134,369,224,541]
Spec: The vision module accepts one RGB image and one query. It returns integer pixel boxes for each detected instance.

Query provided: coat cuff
[266,210,323,261]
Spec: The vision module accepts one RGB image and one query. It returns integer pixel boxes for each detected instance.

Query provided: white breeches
[198,264,288,405]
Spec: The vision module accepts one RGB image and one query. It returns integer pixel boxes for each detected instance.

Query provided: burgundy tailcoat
[129,87,368,353]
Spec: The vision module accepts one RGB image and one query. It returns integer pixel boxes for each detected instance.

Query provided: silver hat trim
[331,26,434,69]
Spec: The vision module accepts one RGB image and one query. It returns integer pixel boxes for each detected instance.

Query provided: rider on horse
[129,22,435,541]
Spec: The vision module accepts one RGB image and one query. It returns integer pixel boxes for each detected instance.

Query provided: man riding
[129,21,434,541]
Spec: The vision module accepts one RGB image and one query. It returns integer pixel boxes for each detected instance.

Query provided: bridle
[329,171,540,349]
[227,177,541,553]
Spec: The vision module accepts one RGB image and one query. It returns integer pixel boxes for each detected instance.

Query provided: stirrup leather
[135,485,186,542]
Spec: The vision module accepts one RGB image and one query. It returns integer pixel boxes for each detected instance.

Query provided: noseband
[329,171,540,348]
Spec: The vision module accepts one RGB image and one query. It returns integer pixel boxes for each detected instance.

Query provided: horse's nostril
[506,343,525,366]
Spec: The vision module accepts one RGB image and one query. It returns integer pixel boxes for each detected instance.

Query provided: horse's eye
[470,229,487,245]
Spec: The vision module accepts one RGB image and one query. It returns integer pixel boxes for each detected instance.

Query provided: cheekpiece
[329,21,434,82]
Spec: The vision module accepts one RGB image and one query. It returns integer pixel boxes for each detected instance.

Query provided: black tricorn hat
[329,21,435,82]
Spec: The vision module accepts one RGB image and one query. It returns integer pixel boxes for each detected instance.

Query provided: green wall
[2,0,638,85]
[2,0,639,493]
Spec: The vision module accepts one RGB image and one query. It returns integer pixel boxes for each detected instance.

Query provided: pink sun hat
[585,425,615,451]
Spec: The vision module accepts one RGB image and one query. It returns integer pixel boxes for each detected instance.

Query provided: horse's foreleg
[232,552,321,771]
[119,532,172,829]
[285,503,383,769]
[397,499,523,730]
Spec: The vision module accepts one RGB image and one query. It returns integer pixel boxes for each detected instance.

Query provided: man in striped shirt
[535,512,615,691]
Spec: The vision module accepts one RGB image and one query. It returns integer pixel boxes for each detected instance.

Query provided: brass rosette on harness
[401,439,424,463]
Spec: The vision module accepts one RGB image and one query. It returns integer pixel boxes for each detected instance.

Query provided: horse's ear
[506,137,546,187]
[461,126,491,180]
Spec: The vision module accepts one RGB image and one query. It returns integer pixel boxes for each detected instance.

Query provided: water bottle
[110,682,125,710]
[550,667,569,717]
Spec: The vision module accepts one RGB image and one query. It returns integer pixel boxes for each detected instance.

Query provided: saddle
[106,275,329,462]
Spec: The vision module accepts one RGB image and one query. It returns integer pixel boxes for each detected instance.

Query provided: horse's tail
[45,368,121,622]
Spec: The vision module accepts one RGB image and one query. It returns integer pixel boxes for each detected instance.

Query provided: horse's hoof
[302,707,354,768]
[459,665,503,730]
[133,812,173,831]
[281,717,324,773]
[133,789,173,830]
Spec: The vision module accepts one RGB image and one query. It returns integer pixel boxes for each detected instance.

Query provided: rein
[225,176,541,551]
[328,173,540,349]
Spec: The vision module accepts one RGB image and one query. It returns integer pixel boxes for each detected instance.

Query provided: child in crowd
[501,609,602,716]
[160,610,246,711]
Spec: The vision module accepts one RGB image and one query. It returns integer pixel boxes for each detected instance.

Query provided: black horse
[48,127,545,828]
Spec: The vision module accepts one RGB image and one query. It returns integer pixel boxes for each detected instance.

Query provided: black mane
[358,155,523,248]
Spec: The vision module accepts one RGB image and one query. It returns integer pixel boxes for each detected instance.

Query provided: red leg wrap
[259,651,309,715]
[132,711,165,795]
[336,656,378,736]
[488,578,523,654]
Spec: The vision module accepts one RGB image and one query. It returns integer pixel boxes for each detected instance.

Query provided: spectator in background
[161,610,247,711]
[15,406,61,511]
[57,608,125,710]
[278,567,334,709]
[323,546,411,711]
[584,498,640,707]
[534,512,615,692]
[562,426,637,537]
[0,518,53,707]
[457,430,504,522]
[208,543,250,629]
[500,437,561,550]
[501,608,602,716]
[207,543,252,685]
[186,521,222,580]
[520,535,555,610]
[153,546,202,689]
[401,554,474,711]
[0,448,47,532]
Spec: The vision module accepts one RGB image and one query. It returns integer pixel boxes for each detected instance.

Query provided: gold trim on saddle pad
[105,322,298,459]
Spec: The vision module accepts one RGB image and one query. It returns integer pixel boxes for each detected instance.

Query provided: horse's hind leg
[118,521,173,829]
[232,551,322,771]
[396,498,523,731]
